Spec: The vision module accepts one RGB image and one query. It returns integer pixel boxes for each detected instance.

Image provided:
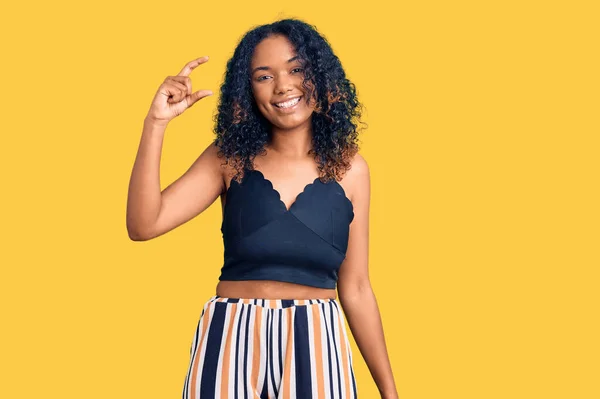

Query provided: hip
[216,279,337,300]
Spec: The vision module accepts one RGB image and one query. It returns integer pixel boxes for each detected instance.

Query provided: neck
[268,120,313,158]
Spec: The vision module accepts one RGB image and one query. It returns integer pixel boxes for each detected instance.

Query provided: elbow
[127,227,149,241]
[128,230,148,241]
[126,208,158,241]
[338,278,373,302]
[126,220,154,241]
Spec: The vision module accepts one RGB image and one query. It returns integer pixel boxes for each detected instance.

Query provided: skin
[127,35,398,398]
[222,35,398,398]
[216,34,338,300]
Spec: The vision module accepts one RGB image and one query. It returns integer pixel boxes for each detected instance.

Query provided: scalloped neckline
[248,169,322,212]
[243,168,354,215]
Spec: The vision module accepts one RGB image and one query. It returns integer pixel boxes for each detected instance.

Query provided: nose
[273,73,295,95]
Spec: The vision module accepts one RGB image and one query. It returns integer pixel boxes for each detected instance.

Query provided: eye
[256,68,304,82]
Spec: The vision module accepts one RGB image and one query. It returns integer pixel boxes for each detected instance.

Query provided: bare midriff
[216,280,337,300]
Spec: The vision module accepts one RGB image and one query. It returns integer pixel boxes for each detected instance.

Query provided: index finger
[177,56,209,77]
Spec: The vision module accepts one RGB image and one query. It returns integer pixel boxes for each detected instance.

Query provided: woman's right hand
[145,56,213,126]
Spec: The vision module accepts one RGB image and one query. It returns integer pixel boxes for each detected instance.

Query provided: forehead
[251,35,298,66]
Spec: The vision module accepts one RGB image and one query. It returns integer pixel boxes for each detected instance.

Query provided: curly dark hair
[212,18,367,184]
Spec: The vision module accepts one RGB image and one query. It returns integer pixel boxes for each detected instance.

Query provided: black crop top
[218,167,354,289]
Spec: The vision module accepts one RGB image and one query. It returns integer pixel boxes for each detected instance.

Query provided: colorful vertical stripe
[182,295,358,399]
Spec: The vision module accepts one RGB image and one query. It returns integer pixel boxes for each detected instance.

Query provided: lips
[273,96,302,109]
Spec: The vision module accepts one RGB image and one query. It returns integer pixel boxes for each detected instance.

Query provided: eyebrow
[251,56,301,75]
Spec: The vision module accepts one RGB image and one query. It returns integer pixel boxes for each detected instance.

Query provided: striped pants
[182,295,358,399]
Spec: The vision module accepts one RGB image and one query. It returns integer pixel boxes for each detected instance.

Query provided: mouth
[272,96,303,110]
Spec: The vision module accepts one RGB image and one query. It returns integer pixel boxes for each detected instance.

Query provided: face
[250,35,317,130]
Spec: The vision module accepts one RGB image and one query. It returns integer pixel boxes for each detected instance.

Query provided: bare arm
[126,124,224,241]
[337,154,399,399]
[126,56,218,241]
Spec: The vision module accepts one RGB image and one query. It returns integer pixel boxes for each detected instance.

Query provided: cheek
[252,88,271,108]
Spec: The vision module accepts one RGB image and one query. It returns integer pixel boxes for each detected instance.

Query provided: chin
[272,115,312,130]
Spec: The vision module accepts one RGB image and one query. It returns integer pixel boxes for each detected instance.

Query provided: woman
[127,18,398,399]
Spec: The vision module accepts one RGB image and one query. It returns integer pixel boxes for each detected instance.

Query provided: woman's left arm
[337,154,399,399]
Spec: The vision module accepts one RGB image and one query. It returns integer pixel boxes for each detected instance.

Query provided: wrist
[144,116,170,128]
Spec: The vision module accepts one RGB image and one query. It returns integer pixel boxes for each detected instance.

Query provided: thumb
[188,90,214,107]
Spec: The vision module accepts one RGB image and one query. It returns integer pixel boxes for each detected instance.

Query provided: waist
[216,280,337,300]
[206,295,338,309]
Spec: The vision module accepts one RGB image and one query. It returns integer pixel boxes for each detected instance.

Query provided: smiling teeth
[276,97,301,108]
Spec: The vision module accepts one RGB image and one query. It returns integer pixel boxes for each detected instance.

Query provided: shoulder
[204,141,239,191]
[341,152,370,205]
[348,152,369,178]
[202,141,226,173]
[186,141,229,193]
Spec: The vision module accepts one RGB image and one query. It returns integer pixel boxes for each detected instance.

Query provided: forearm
[339,285,398,398]
[126,118,167,240]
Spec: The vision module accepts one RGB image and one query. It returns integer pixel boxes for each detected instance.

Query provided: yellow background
[1,0,598,398]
